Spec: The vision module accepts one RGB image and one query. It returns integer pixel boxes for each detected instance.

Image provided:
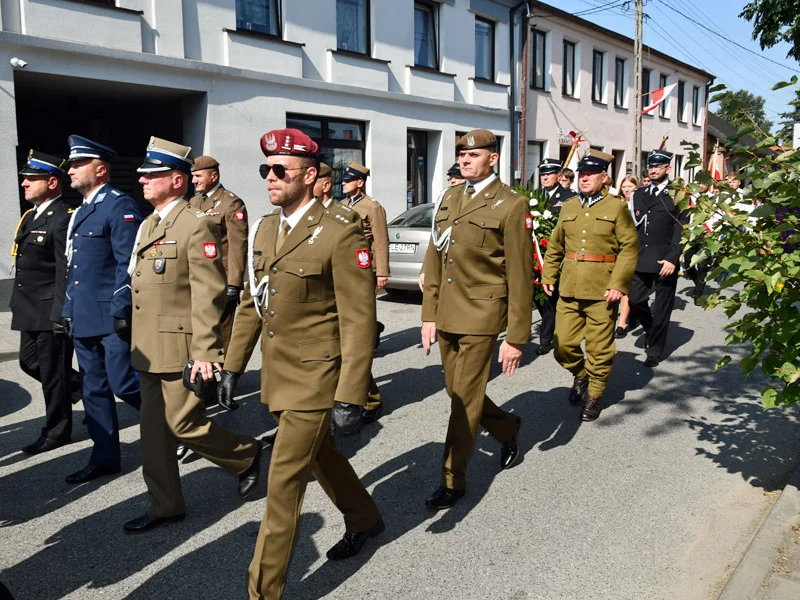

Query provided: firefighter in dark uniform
[10,150,81,454]
[627,150,684,367]
[534,158,577,355]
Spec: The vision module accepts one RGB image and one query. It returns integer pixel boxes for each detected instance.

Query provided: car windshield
[389,205,433,228]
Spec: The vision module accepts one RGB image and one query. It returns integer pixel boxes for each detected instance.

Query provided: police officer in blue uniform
[62,135,143,483]
[10,150,81,454]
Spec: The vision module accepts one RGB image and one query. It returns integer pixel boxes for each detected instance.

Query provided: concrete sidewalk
[720,462,800,599]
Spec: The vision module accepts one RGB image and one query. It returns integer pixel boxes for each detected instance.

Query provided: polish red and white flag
[641,83,677,115]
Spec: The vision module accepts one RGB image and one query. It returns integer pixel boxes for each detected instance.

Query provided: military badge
[37,235,44,242]
[235,210,245,221]
[153,257,166,274]
[356,248,371,269]
[264,133,278,151]
[149,247,159,257]
[203,242,218,258]
[466,135,475,147]
[308,226,323,245]
[525,216,533,230]
[123,213,136,222]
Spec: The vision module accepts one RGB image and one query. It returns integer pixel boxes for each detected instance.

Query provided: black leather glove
[114,317,132,343]
[217,370,240,411]
[52,320,68,336]
[333,402,363,437]
[222,285,241,320]
[63,317,73,335]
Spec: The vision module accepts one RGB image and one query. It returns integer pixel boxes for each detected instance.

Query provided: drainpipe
[509,0,529,185]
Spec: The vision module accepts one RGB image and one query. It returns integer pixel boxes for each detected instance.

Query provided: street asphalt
[1,281,799,600]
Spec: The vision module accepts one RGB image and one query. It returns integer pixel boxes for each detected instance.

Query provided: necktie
[275,221,291,253]
[465,185,475,200]
[150,213,161,235]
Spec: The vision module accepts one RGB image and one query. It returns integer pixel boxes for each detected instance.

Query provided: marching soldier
[542,150,639,422]
[341,161,388,423]
[11,150,81,454]
[627,150,683,367]
[123,137,260,533]
[189,156,248,353]
[218,128,383,599]
[62,135,143,484]
[314,162,336,208]
[421,129,534,510]
[534,158,578,355]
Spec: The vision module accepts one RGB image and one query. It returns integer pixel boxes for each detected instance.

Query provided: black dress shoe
[260,430,277,448]
[361,403,383,425]
[238,444,261,499]
[22,436,69,455]
[500,416,522,470]
[65,464,120,484]
[176,443,188,459]
[326,516,385,560]
[425,486,465,510]
[568,376,588,405]
[581,395,603,422]
[123,513,185,533]
[614,326,628,339]
[536,341,554,355]
[375,321,386,349]
[644,356,660,367]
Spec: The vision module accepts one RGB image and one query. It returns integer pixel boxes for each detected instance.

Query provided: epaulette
[111,189,121,196]
[324,206,355,226]
[68,208,75,214]
[227,191,236,198]
[195,211,207,219]
[339,205,353,212]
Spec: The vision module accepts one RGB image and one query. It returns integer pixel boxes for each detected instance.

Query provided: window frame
[236,0,282,38]
[530,29,547,90]
[336,0,371,56]
[659,73,669,118]
[592,49,605,103]
[474,16,495,81]
[614,56,626,108]
[677,80,686,123]
[562,39,576,97]
[692,85,702,125]
[414,0,439,70]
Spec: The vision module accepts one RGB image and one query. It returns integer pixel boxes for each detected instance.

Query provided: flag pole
[633,0,644,179]
[563,128,588,170]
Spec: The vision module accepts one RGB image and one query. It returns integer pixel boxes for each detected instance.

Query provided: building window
[407,131,429,209]
[592,50,605,103]
[475,17,494,80]
[337,0,369,54]
[677,80,686,122]
[562,40,576,97]
[526,141,546,188]
[614,57,626,108]
[286,114,366,201]
[675,154,684,175]
[531,29,547,90]
[692,85,702,124]
[236,0,281,36]
[659,73,668,117]
[414,2,438,69]
[642,67,652,105]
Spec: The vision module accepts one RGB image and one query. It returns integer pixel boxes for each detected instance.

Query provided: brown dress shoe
[568,376,588,405]
[581,395,602,422]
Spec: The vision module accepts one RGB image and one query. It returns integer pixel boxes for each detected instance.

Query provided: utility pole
[633,0,643,179]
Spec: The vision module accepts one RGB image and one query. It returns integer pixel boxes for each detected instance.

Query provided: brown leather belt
[566,251,617,263]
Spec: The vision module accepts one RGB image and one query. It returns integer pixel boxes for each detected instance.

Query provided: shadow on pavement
[0,379,31,419]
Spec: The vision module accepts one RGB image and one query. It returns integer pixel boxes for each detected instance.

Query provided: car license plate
[389,243,417,254]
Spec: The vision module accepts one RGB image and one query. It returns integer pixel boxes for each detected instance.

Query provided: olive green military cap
[342,162,370,181]
[456,129,497,151]
[191,155,220,172]
[318,162,332,178]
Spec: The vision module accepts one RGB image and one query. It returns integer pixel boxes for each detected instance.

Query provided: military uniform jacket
[421,178,534,344]
[546,183,577,213]
[630,183,684,273]
[129,201,227,373]
[224,201,377,412]
[348,193,390,277]
[10,198,73,332]
[542,191,639,300]
[188,184,248,287]
[62,183,143,337]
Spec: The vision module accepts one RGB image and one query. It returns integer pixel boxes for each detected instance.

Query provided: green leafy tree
[740,0,800,62]
[711,89,774,133]
[775,87,800,145]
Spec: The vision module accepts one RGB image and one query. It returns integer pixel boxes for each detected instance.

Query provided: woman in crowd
[615,175,639,339]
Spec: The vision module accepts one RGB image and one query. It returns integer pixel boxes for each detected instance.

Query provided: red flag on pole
[641,83,677,114]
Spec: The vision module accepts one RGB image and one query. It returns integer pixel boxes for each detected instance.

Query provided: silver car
[385,203,433,295]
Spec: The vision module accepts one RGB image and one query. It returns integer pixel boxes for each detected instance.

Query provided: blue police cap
[647,149,673,166]
[446,162,462,178]
[67,135,118,162]
[538,158,562,175]
[576,149,614,172]
[137,136,193,174]
[341,162,369,182]
[19,149,67,178]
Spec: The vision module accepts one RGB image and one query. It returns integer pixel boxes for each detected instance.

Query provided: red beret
[260,128,319,157]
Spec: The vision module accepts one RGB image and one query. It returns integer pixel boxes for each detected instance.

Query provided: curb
[718,464,800,599]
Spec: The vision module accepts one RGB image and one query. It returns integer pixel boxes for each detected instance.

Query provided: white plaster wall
[372,0,413,93]
[282,0,336,81]
[150,0,185,58]
[0,55,17,277]
[406,67,455,102]
[327,50,388,90]
[224,31,303,77]
[185,0,236,63]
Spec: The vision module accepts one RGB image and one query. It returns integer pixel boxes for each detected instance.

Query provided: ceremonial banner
[641,83,677,114]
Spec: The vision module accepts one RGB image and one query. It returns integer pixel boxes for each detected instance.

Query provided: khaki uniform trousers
[220,310,234,356]
[365,374,382,412]
[553,296,618,398]
[438,332,518,491]
[248,409,380,600]
[139,372,258,517]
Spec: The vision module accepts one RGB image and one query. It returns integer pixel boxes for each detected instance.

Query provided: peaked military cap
[647,149,674,166]
[191,155,220,172]
[260,128,319,158]
[137,137,194,174]
[456,129,497,152]
[341,162,370,181]
[318,162,332,178]
[576,149,615,172]
[67,135,117,163]
[538,158,563,175]
[446,162,462,178]
[19,149,67,177]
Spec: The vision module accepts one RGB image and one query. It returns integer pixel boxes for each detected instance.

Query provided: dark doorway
[407,130,428,209]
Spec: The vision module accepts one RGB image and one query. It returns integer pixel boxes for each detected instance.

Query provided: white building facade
[0,0,521,300]
[523,1,714,186]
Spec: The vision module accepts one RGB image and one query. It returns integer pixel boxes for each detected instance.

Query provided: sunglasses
[259,164,308,179]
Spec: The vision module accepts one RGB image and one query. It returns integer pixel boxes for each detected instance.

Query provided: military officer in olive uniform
[542,150,639,422]
[534,158,578,355]
[123,137,260,534]
[218,129,383,599]
[189,156,248,353]
[627,150,684,368]
[314,162,336,208]
[421,129,534,510]
[10,150,81,454]
[341,162,388,423]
